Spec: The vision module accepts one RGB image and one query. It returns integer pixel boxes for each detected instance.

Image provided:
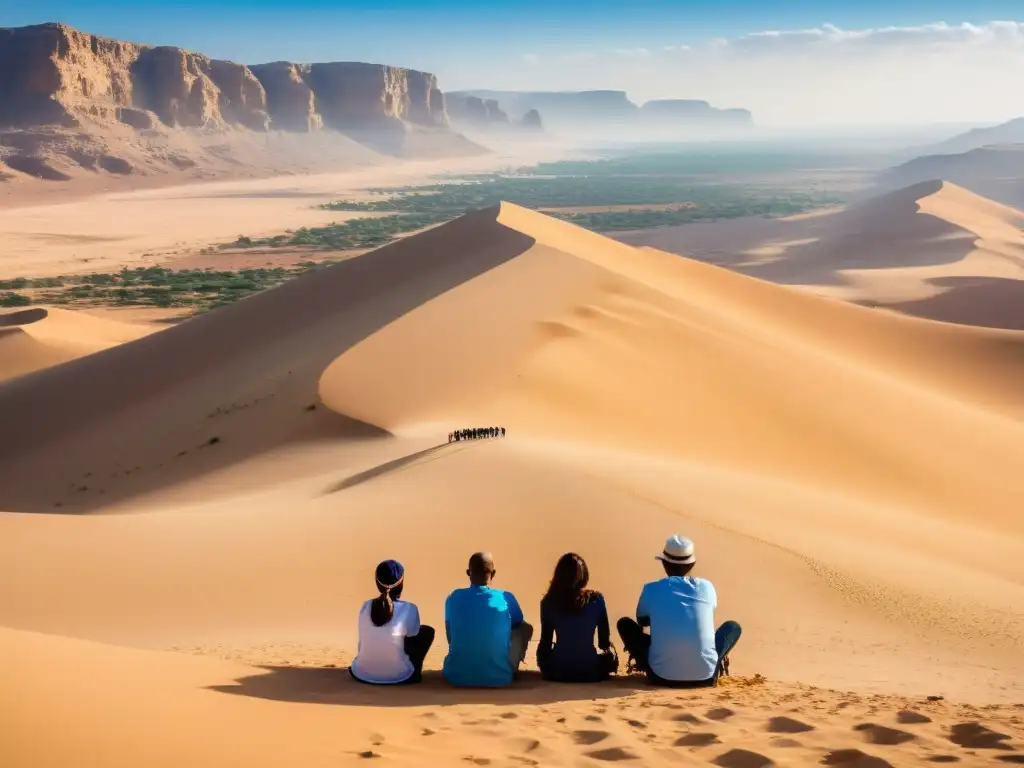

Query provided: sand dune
[0,305,157,381]
[618,180,1024,330]
[3,627,1021,768]
[1,203,1022,766]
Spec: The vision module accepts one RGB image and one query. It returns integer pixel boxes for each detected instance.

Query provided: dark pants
[617,617,742,688]
[539,649,618,683]
[350,625,435,685]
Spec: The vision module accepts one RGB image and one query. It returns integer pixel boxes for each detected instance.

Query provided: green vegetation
[1,291,32,307]
[521,150,859,177]
[323,174,839,233]
[226,213,451,250]
[0,264,336,312]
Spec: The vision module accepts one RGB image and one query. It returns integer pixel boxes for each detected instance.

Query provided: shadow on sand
[322,440,480,494]
[209,667,654,707]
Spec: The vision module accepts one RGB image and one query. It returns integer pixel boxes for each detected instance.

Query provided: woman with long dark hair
[350,560,435,684]
[536,552,617,682]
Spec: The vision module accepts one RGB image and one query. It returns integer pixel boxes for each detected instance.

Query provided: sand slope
[1,203,1022,766]
[0,305,157,381]
[3,626,1021,768]
[617,180,1024,329]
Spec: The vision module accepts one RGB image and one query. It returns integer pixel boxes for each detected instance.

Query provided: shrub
[0,292,32,307]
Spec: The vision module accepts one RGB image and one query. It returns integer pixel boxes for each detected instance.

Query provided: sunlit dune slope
[617,180,1024,327]
[0,306,156,381]
[0,202,1021,523]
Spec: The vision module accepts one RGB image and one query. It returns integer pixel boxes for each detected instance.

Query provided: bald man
[442,552,533,687]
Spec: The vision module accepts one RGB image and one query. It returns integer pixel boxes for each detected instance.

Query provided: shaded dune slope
[0,306,154,382]
[0,202,1022,519]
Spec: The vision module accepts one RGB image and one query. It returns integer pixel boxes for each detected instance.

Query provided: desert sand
[618,180,1024,330]
[0,146,563,279]
[0,305,165,381]
[1,201,1022,766]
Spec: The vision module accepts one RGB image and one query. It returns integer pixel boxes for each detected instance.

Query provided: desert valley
[1,15,1023,768]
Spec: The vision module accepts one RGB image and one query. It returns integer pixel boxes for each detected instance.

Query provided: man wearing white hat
[617,534,741,687]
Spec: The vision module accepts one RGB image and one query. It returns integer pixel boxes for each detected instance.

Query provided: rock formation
[452,89,638,128]
[445,94,511,130]
[639,100,753,129]
[0,23,269,131]
[450,90,753,133]
[0,23,450,135]
[247,62,322,133]
[0,22,474,181]
[519,109,543,132]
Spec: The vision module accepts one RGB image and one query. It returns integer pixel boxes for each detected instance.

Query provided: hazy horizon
[5,2,1024,128]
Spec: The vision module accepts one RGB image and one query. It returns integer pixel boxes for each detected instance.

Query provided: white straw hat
[655,534,696,565]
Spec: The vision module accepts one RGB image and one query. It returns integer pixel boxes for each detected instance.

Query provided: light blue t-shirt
[637,576,718,681]
[443,585,523,687]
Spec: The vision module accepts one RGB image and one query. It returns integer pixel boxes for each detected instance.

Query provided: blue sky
[4,1,1021,69]
[4,1,1023,124]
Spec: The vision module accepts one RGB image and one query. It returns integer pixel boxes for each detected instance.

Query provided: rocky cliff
[450,89,753,133]
[445,94,511,130]
[452,89,638,128]
[519,109,543,132]
[640,99,753,128]
[0,23,450,135]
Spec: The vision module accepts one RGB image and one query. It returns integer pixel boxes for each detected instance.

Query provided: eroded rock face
[248,62,322,132]
[640,99,753,127]
[519,108,543,131]
[0,23,448,135]
[445,94,511,129]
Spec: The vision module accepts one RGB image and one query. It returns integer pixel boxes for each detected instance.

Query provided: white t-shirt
[350,599,421,684]
[637,576,718,682]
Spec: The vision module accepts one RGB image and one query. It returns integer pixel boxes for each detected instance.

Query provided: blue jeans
[617,617,742,688]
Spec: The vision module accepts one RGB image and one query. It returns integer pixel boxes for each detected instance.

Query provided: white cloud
[520,53,541,64]
[726,20,1024,53]
[501,21,1024,126]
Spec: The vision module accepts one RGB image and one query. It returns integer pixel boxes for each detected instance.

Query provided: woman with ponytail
[350,560,435,685]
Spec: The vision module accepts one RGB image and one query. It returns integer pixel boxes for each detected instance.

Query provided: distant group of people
[448,427,505,443]
[349,534,741,688]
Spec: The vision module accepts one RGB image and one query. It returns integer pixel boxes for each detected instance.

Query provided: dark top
[536,592,611,682]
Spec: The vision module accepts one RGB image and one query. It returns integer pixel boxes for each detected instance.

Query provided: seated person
[443,551,533,687]
[537,552,618,683]
[350,560,435,684]
[617,535,741,687]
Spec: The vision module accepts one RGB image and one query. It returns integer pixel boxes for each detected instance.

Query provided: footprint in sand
[671,713,703,725]
[573,730,611,745]
[948,722,1014,749]
[770,738,802,748]
[711,748,775,768]
[896,710,932,724]
[766,715,815,734]
[673,732,721,747]
[852,723,916,746]
[946,720,1011,753]
[706,707,736,721]
[585,747,639,761]
[821,748,894,767]
[924,757,960,763]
